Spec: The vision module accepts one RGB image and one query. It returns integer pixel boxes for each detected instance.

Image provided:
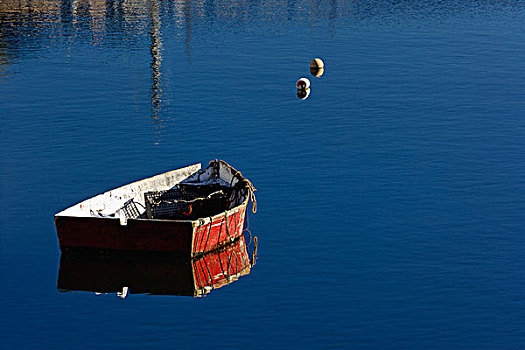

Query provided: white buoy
[296,77,311,90]
[311,67,324,77]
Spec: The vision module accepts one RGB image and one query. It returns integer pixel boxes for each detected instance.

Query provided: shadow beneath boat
[57,235,257,298]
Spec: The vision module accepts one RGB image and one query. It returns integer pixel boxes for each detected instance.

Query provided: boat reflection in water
[57,235,256,298]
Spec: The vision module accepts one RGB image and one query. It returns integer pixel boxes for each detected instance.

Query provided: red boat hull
[54,161,255,257]
[192,205,246,255]
[55,203,247,257]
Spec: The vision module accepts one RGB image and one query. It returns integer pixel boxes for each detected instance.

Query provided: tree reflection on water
[0,0,507,139]
[148,0,164,143]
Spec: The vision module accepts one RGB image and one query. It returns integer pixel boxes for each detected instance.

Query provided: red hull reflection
[57,236,255,297]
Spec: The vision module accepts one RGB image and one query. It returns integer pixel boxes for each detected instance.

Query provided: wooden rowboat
[57,235,255,298]
[54,160,256,257]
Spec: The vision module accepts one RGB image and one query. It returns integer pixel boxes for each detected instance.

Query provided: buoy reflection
[296,88,310,100]
[310,66,324,77]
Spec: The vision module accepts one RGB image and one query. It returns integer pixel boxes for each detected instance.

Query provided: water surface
[1,0,525,348]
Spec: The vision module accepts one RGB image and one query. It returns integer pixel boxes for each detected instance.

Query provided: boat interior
[55,161,254,224]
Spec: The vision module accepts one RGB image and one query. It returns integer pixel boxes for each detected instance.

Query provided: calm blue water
[1,0,525,348]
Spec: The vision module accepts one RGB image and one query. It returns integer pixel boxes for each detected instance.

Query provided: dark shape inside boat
[144,179,235,221]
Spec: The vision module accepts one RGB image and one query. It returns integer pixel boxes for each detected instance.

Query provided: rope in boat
[217,215,224,246]
[202,216,213,253]
[230,173,257,214]
[149,190,226,206]
[194,218,209,255]
[224,213,231,241]
[209,159,257,213]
